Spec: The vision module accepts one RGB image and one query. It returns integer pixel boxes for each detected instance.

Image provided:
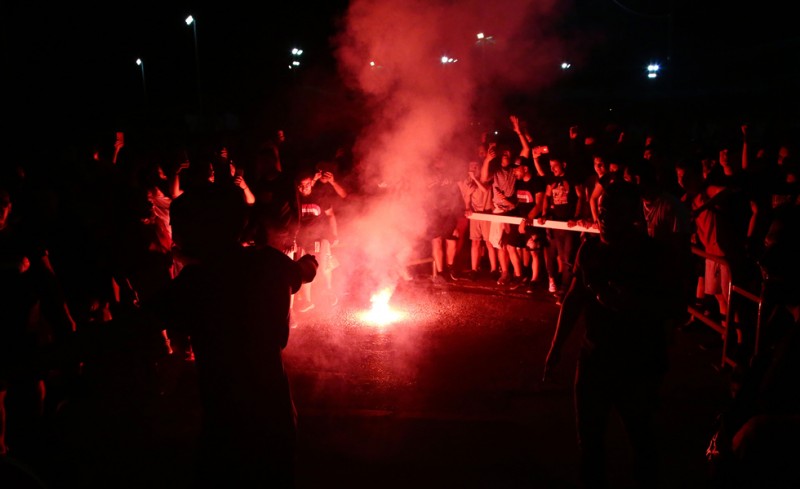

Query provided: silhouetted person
[145,182,317,488]
[707,206,800,489]
[543,179,681,489]
[0,187,75,459]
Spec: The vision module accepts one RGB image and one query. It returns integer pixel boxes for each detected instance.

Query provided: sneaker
[508,275,525,290]
[432,274,449,285]
[462,270,478,281]
[447,269,459,282]
[497,273,511,286]
[548,278,557,293]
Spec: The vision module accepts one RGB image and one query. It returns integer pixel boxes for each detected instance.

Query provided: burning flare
[358,287,405,327]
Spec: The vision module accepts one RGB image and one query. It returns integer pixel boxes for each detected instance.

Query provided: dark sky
[3,1,798,147]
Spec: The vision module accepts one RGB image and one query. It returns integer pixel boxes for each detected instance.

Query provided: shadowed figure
[543,179,682,489]
[146,182,317,488]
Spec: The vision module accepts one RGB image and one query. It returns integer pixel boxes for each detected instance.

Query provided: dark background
[3,1,799,161]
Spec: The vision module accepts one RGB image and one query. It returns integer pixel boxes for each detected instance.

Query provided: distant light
[477,32,485,40]
[292,48,298,55]
[561,62,571,70]
[441,56,457,64]
[136,58,142,66]
[185,15,194,26]
[297,49,303,55]
[494,131,499,135]
[292,61,300,66]
[369,61,375,67]
[441,56,449,64]
[647,63,660,72]
[648,73,657,79]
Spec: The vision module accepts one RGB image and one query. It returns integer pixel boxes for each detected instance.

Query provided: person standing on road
[147,181,318,488]
[543,179,682,489]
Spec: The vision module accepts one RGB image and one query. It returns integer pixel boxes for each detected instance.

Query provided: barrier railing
[467,212,600,233]
[687,246,765,369]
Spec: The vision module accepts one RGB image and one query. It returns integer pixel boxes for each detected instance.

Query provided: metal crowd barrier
[687,246,765,370]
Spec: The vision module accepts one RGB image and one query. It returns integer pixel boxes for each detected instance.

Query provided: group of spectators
[1,112,799,487]
[429,116,800,487]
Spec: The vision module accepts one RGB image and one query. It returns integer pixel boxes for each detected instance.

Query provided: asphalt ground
[1,270,732,488]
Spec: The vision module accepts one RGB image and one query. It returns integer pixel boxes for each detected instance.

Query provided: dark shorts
[507,224,528,248]
[529,228,548,249]
[427,213,458,240]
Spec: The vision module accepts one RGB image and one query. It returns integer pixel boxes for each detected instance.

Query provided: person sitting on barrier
[543,178,680,489]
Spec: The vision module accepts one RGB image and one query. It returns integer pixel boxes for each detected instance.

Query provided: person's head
[513,159,531,179]
[170,185,247,260]
[592,154,607,178]
[477,143,487,160]
[499,145,512,168]
[549,157,566,177]
[467,160,480,175]
[596,178,645,244]
[675,159,702,194]
[296,169,317,197]
[719,147,732,171]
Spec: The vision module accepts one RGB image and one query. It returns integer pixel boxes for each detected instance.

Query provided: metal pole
[192,21,201,111]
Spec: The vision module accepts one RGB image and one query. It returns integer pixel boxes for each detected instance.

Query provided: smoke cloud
[331,0,571,301]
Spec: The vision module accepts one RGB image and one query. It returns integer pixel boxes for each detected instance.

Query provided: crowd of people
[1,111,799,487]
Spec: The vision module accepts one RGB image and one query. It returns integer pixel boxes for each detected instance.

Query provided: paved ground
[1,271,733,488]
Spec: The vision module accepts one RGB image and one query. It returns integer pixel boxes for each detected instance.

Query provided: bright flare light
[357,287,406,327]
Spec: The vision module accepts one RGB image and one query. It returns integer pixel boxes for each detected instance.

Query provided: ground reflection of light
[356,287,407,327]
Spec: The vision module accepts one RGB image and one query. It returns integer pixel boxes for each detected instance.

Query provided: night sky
[3,1,799,154]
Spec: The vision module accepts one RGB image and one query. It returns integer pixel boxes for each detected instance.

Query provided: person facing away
[143,181,318,488]
[543,179,682,489]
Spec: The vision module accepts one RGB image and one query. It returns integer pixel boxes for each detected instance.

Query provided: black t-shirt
[513,175,545,218]
[546,174,581,221]
[297,189,333,246]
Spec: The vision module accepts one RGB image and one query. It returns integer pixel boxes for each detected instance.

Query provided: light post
[289,47,303,70]
[185,15,201,110]
[136,58,147,104]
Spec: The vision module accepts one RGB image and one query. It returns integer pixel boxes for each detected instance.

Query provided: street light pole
[185,15,201,112]
[136,58,147,105]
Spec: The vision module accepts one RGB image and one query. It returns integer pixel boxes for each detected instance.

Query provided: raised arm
[510,115,531,159]
[480,144,496,183]
[741,124,750,171]
[322,172,348,199]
